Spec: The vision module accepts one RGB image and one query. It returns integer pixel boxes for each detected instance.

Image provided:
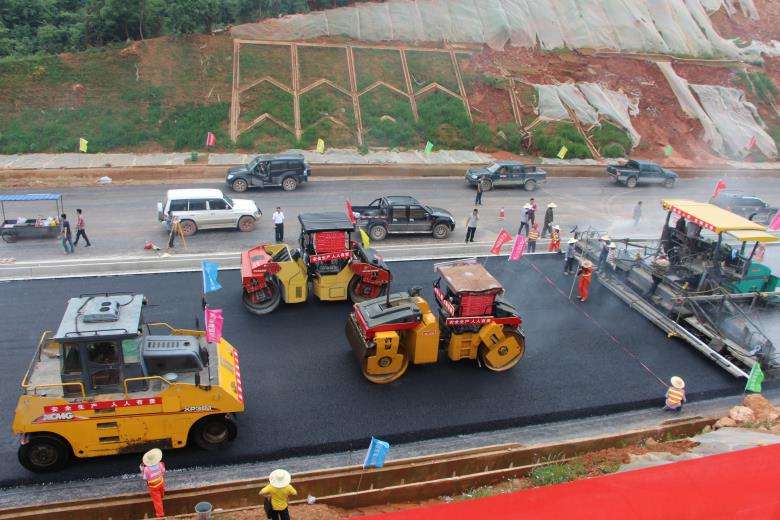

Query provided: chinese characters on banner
[490,229,512,254]
[509,234,527,261]
[44,397,161,414]
[205,308,224,344]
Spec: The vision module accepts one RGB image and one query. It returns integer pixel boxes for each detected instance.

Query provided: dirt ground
[708,0,780,42]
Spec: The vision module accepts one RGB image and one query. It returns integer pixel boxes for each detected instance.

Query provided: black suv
[710,190,778,225]
[226,153,310,192]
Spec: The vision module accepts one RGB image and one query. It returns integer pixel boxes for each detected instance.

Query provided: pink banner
[509,234,527,261]
[205,132,216,147]
[769,211,780,231]
[491,229,512,255]
[205,308,224,344]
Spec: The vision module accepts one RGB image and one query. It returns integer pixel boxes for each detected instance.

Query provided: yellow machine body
[13,328,245,459]
[261,244,309,304]
[403,297,440,364]
[365,331,405,376]
[477,321,523,368]
[312,263,354,301]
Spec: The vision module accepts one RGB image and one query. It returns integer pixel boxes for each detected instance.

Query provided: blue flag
[202,261,222,293]
[363,437,390,469]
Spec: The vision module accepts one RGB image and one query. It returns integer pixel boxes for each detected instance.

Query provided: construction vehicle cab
[13,294,244,472]
[347,260,525,384]
[241,212,391,315]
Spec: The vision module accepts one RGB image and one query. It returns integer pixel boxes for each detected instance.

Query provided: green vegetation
[239,44,292,88]
[239,84,294,128]
[299,46,349,89]
[360,86,417,148]
[495,123,526,154]
[406,50,459,93]
[415,91,472,149]
[591,122,631,158]
[354,47,405,91]
[236,120,297,152]
[529,462,587,486]
[531,122,592,159]
[736,71,778,105]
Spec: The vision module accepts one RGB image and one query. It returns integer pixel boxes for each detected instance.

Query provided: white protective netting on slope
[657,62,777,159]
[232,0,758,58]
[536,83,641,146]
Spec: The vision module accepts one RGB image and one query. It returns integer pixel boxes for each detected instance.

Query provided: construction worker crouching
[261,469,297,520]
[664,376,686,412]
[140,448,166,518]
[577,260,593,302]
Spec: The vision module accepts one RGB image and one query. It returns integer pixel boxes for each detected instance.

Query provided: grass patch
[406,50,459,93]
[299,84,354,129]
[298,46,349,90]
[529,462,587,486]
[495,123,526,154]
[354,47,405,91]
[416,90,472,149]
[591,122,631,158]
[239,83,294,128]
[300,118,355,148]
[531,121,592,159]
[236,120,297,152]
[360,86,417,148]
[239,43,292,88]
[736,71,778,105]
[158,102,230,150]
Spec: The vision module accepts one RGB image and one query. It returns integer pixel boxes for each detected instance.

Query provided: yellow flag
[79,138,88,153]
[557,145,567,159]
[316,138,325,154]
[359,228,370,248]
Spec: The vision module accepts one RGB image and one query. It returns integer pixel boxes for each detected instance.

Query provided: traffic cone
[498,207,505,220]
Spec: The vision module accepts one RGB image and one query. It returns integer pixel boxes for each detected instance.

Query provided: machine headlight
[227,174,235,180]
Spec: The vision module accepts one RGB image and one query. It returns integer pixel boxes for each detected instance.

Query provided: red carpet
[359,444,780,520]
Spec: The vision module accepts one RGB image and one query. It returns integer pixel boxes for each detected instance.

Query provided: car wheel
[479,179,493,191]
[524,179,537,192]
[18,434,71,472]
[432,223,450,239]
[281,177,298,191]
[625,177,638,188]
[190,415,237,451]
[1,231,17,243]
[179,220,197,236]
[664,178,675,188]
[237,215,256,232]
[369,225,388,241]
[231,178,248,192]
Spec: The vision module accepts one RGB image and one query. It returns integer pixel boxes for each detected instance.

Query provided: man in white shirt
[272,207,285,243]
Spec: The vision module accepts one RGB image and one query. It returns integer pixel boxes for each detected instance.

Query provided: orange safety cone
[498,207,505,220]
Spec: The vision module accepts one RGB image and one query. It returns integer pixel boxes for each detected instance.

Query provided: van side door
[207,198,234,227]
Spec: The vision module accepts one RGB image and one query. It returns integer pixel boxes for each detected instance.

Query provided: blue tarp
[0,194,61,202]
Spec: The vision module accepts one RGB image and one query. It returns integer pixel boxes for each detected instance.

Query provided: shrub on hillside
[532,122,591,159]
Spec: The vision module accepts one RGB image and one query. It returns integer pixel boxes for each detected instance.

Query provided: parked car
[466,161,547,191]
[226,153,310,192]
[157,188,261,236]
[606,160,677,188]
[710,190,778,225]
[350,196,455,241]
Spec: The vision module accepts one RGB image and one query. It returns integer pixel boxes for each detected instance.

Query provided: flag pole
[568,258,581,300]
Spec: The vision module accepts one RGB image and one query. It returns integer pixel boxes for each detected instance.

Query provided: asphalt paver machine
[346,259,525,383]
[13,293,245,472]
[580,199,779,377]
[241,212,392,315]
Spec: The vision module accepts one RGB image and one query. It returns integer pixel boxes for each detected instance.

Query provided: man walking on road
[634,201,642,227]
[58,213,74,254]
[465,209,479,243]
[73,208,91,247]
[474,182,483,205]
[518,204,531,236]
[541,202,556,237]
[272,207,285,243]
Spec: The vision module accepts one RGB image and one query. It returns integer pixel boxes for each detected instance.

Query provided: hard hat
[142,448,163,467]
[600,235,611,241]
[568,238,577,244]
[553,225,560,230]
[269,469,292,489]
[581,260,593,269]
[609,242,616,248]
[548,202,557,208]
[523,204,532,209]
[670,376,685,389]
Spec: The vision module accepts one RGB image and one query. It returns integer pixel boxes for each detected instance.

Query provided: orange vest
[666,388,685,407]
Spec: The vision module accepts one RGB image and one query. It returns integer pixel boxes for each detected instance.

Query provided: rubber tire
[237,215,256,232]
[479,328,525,372]
[348,275,387,303]
[18,434,71,473]
[179,220,197,236]
[369,225,388,241]
[432,223,450,239]
[664,178,675,189]
[1,232,17,243]
[281,177,298,191]
[231,178,248,192]
[479,179,493,191]
[242,278,282,315]
[625,177,638,188]
[524,179,537,192]
[190,415,237,451]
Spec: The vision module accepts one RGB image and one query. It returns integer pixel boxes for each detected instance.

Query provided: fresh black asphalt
[0,255,760,486]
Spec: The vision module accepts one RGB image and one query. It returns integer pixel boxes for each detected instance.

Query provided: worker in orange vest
[577,260,593,302]
[664,376,686,412]
[140,448,166,518]
[548,225,561,252]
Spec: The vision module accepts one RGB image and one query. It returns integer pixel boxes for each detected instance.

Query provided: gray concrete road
[0,175,778,266]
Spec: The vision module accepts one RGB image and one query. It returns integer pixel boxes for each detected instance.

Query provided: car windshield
[487,163,501,173]
[424,205,433,213]
[223,194,234,206]
[248,157,261,169]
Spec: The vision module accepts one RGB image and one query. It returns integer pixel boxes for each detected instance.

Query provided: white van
[157,189,261,236]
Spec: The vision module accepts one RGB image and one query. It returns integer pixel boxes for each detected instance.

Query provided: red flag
[205,308,224,344]
[491,229,512,254]
[509,234,527,261]
[769,211,780,231]
[205,132,216,147]
[747,135,757,150]
[345,200,356,224]
[712,179,726,199]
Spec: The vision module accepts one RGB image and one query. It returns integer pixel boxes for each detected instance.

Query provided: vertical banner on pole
[509,234,527,261]
[202,261,222,293]
[490,229,512,255]
[205,308,224,344]
[363,437,390,469]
